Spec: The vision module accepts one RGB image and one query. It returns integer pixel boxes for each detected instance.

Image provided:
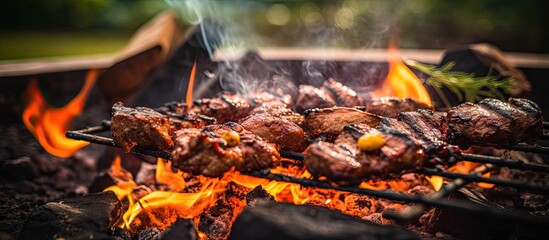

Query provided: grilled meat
[365,97,432,118]
[303,107,381,140]
[380,110,460,166]
[295,85,336,113]
[446,98,543,148]
[305,123,423,183]
[171,122,280,177]
[249,91,302,124]
[111,102,174,152]
[194,92,253,123]
[321,78,363,107]
[240,113,307,152]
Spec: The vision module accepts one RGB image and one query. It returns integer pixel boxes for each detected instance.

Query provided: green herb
[406,59,515,108]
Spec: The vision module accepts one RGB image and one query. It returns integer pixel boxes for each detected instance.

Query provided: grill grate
[66,122,549,226]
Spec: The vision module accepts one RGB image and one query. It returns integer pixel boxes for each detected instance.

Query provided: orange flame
[156,158,186,192]
[372,43,432,106]
[22,69,98,157]
[186,59,197,110]
[425,176,443,191]
[448,161,494,189]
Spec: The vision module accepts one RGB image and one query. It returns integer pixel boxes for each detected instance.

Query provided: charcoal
[0,156,37,182]
[228,201,418,240]
[18,191,122,240]
[137,227,161,240]
[245,185,274,207]
[157,218,197,240]
[198,198,234,239]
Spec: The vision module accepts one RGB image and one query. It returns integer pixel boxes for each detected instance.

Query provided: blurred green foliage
[0,0,547,60]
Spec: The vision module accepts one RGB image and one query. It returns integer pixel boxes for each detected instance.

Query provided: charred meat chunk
[171,122,280,177]
[111,102,173,152]
[295,85,336,113]
[446,98,543,148]
[321,78,363,107]
[249,91,302,124]
[365,97,432,118]
[240,113,307,152]
[381,110,460,166]
[305,124,423,183]
[303,107,381,140]
[194,92,253,123]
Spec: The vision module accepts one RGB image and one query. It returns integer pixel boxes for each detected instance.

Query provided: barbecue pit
[1,12,549,240]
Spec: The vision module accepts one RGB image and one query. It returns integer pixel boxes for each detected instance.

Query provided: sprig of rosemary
[406,59,515,108]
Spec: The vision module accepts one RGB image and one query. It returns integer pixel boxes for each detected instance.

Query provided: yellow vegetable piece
[357,132,386,151]
[222,130,240,147]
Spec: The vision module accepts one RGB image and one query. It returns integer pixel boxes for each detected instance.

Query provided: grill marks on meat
[240,114,307,152]
[303,107,381,140]
[380,110,460,166]
[305,123,423,183]
[295,80,364,113]
[446,98,543,148]
[365,97,432,118]
[322,78,363,107]
[171,122,280,177]
[194,92,253,123]
[295,85,336,113]
[111,102,173,152]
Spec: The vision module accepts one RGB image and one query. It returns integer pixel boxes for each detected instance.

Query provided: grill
[66,120,549,226]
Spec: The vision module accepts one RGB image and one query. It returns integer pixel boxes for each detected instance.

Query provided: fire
[186,59,198,109]
[22,69,99,158]
[372,43,432,106]
[448,161,494,189]
[425,176,443,191]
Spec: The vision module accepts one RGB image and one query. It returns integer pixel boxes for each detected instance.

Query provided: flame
[186,59,197,110]
[104,156,137,201]
[448,161,494,189]
[156,158,186,192]
[22,69,99,157]
[425,176,443,191]
[372,43,431,106]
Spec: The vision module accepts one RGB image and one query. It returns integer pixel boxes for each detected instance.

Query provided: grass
[0,31,131,60]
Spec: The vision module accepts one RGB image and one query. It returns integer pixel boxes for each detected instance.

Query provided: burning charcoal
[137,227,161,240]
[198,198,234,239]
[112,226,131,240]
[343,194,376,217]
[156,218,197,240]
[245,185,274,207]
[110,102,173,152]
[362,213,395,225]
[18,191,122,240]
[229,201,418,240]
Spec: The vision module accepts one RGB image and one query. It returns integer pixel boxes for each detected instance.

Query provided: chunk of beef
[194,92,253,123]
[240,114,307,152]
[365,97,432,118]
[171,122,280,177]
[110,102,173,152]
[305,124,423,183]
[446,98,542,148]
[321,78,363,107]
[295,85,336,113]
[303,107,381,140]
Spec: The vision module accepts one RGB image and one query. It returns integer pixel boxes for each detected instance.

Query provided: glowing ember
[22,69,98,158]
[425,176,443,191]
[448,161,494,189]
[372,43,432,106]
[186,59,198,110]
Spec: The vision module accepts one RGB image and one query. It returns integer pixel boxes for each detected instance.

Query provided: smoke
[165,0,407,96]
